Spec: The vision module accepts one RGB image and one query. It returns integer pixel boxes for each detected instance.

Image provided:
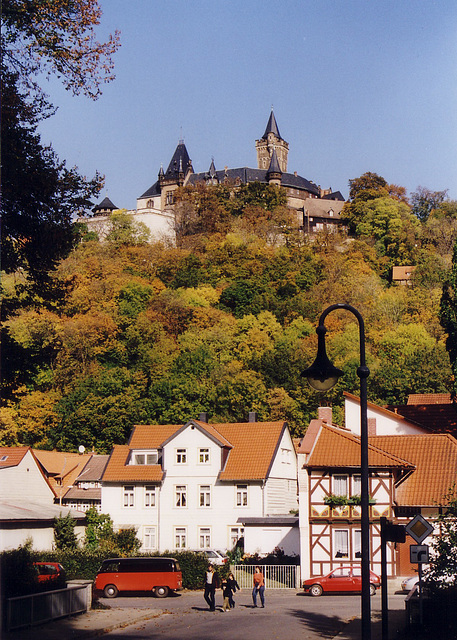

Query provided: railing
[6,583,90,631]
[231,564,299,590]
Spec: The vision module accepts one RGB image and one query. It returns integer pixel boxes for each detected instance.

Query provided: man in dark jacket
[204,564,220,611]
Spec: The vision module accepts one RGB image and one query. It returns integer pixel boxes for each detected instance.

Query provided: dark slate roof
[188,167,320,196]
[165,142,192,178]
[140,181,161,198]
[92,197,118,213]
[267,149,282,175]
[63,487,101,500]
[322,190,345,201]
[386,403,457,439]
[262,110,282,140]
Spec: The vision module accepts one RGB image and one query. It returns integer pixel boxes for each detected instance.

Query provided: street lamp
[302,303,371,640]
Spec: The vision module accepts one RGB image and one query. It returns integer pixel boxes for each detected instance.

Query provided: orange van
[94,557,182,598]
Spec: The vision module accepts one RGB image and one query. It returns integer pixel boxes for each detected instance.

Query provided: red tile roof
[407,393,452,405]
[0,447,30,468]
[371,434,457,506]
[103,421,286,482]
[306,424,414,469]
[102,446,164,482]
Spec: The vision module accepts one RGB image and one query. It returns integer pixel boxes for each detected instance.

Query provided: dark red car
[33,562,66,585]
[303,566,381,596]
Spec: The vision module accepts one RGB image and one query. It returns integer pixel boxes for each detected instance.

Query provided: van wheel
[309,584,323,597]
[104,584,118,598]
[370,584,376,596]
[154,586,169,598]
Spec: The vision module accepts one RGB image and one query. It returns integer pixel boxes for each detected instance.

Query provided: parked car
[93,557,182,598]
[303,566,381,596]
[33,562,66,586]
[401,575,419,592]
[191,549,228,565]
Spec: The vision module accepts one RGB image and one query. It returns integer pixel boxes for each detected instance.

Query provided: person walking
[227,572,240,608]
[204,564,219,611]
[252,565,265,608]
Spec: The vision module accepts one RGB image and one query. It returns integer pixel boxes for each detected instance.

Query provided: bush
[1,545,37,599]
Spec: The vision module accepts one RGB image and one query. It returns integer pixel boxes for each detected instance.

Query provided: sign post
[405,515,433,625]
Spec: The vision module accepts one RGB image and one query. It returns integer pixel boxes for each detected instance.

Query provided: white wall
[244,525,299,556]
[345,396,427,436]
[0,451,55,504]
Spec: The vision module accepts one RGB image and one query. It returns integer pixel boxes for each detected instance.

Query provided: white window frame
[236,484,248,507]
[281,447,292,464]
[352,475,362,497]
[123,485,135,508]
[143,526,157,550]
[144,485,156,508]
[199,485,211,507]
[174,527,187,549]
[229,526,244,549]
[199,527,211,549]
[333,475,348,497]
[198,447,210,464]
[176,448,187,464]
[132,450,158,465]
[333,529,349,559]
[353,529,362,559]
[175,485,187,508]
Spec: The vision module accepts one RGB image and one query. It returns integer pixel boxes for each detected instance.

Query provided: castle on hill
[88,110,345,240]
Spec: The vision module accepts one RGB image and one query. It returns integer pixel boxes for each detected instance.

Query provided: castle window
[146,199,154,208]
[166,191,174,205]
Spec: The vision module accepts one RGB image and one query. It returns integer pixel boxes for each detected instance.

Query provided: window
[133,451,158,465]
[230,526,244,549]
[352,475,361,496]
[145,486,156,507]
[123,485,134,507]
[146,199,154,209]
[175,527,187,549]
[166,191,174,205]
[199,527,211,549]
[353,529,362,559]
[281,447,292,464]
[176,448,187,464]
[175,485,187,507]
[236,484,248,507]
[144,527,157,550]
[333,475,348,497]
[334,530,349,558]
[199,448,210,464]
[199,485,211,507]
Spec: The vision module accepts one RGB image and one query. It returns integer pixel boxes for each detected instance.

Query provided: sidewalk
[335,608,407,640]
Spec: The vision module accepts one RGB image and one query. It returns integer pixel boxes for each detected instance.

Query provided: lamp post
[302,303,371,640]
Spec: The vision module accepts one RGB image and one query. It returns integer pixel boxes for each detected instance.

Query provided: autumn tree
[440,240,457,395]
[1,0,119,292]
[411,186,448,222]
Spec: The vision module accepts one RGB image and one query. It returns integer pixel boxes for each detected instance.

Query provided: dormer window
[131,450,159,465]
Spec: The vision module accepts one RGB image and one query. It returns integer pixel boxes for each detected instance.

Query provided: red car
[303,566,381,596]
[33,562,66,585]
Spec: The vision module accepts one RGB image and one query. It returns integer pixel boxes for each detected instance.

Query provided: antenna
[78,445,85,454]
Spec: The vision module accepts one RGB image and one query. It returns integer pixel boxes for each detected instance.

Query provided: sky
[37,0,457,211]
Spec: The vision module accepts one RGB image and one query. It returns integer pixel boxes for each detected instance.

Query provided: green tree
[440,240,457,395]
[53,512,78,550]
[105,212,151,248]
[411,186,448,222]
[425,490,457,589]
[2,0,120,100]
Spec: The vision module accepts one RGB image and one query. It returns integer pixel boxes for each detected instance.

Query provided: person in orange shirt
[252,565,265,608]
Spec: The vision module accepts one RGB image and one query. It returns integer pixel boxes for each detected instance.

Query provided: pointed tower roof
[165,141,192,178]
[267,149,282,175]
[92,196,118,214]
[209,158,217,178]
[262,109,282,140]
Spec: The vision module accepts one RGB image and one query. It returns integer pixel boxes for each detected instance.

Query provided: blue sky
[37,0,457,210]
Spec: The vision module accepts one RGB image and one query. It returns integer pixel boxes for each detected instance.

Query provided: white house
[101,416,298,555]
[344,392,429,436]
[0,447,86,551]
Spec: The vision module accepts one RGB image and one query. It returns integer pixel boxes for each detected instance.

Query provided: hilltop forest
[2,176,457,453]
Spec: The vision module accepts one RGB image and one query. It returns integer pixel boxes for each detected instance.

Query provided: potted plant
[324,494,348,508]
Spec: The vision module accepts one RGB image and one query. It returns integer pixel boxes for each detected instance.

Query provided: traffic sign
[410,544,429,564]
[405,514,433,544]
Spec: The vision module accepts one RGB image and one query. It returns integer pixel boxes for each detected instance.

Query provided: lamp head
[301,324,343,392]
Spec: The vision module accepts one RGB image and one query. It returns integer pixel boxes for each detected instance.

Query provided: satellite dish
[78,445,85,454]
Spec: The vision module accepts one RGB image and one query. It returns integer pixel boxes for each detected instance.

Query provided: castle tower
[256,109,289,172]
[266,149,282,186]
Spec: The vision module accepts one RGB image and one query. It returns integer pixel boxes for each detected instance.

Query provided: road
[100,589,407,640]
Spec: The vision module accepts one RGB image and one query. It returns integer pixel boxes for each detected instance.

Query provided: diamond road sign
[405,514,434,544]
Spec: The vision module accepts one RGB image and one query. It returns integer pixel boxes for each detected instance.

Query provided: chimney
[248,412,257,423]
[318,407,332,424]
[368,417,377,436]
[199,412,209,422]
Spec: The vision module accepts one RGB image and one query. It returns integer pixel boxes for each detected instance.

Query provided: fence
[231,564,299,590]
[6,583,91,631]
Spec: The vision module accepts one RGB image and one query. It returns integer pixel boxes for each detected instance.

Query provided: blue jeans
[252,585,265,606]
